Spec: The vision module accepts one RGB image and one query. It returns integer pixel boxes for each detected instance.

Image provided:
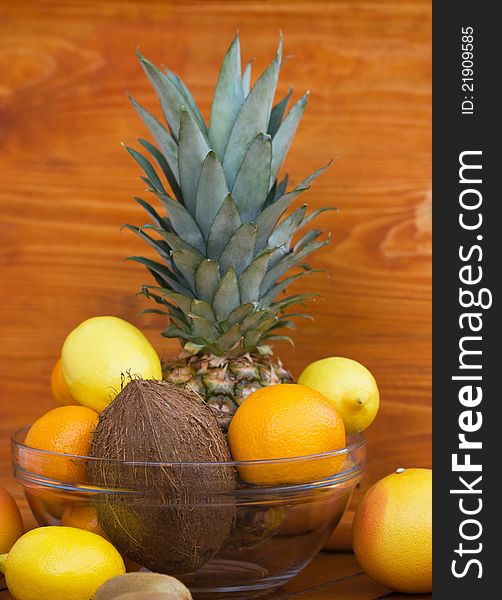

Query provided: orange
[279,489,349,536]
[50,359,78,406]
[61,505,106,538]
[23,406,99,483]
[61,505,141,572]
[228,383,346,485]
[352,467,432,593]
[0,486,24,554]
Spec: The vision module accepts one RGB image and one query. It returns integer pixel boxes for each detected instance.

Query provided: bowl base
[181,558,301,599]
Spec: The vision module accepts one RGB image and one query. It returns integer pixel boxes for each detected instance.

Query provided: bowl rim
[12,425,365,468]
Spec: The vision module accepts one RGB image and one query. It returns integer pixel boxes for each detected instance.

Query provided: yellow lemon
[298,356,379,433]
[352,468,432,593]
[0,526,125,600]
[61,316,162,412]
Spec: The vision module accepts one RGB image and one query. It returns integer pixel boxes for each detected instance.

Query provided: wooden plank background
[0,0,431,548]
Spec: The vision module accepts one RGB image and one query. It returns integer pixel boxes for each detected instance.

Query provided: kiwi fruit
[93,572,192,599]
[89,380,235,575]
[113,593,183,600]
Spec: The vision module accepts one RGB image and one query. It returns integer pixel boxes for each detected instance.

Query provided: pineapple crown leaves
[125,34,335,357]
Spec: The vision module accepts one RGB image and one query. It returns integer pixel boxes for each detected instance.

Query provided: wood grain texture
[0,0,431,584]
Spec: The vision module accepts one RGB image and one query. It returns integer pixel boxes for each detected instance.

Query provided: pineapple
[124,34,332,428]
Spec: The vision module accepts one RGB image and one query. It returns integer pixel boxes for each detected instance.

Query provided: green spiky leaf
[138,138,183,202]
[157,193,206,253]
[270,93,308,184]
[195,259,220,303]
[231,133,272,221]
[162,324,192,340]
[136,50,206,140]
[190,314,219,342]
[260,239,328,295]
[122,224,171,263]
[172,250,204,291]
[222,35,282,188]
[242,60,252,98]
[190,299,216,322]
[262,334,294,345]
[126,146,166,196]
[133,197,168,229]
[275,174,289,199]
[163,68,207,134]
[178,109,210,216]
[238,252,271,304]
[256,161,331,250]
[271,293,319,310]
[206,194,242,259]
[221,303,255,331]
[294,229,323,252]
[268,204,307,250]
[261,270,316,305]
[212,267,240,321]
[195,151,229,240]
[209,34,243,159]
[141,308,170,316]
[219,223,257,276]
[127,256,193,296]
[240,309,275,335]
[268,87,292,138]
[215,323,242,352]
[127,36,335,357]
[145,227,204,256]
[128,95,179,182]
[302,206,338,226]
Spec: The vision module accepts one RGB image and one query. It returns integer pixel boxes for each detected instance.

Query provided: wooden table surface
[0,0,431,597]
[0,499,431,600]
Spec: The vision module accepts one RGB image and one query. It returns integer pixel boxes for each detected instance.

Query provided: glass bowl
[12,427,365,599]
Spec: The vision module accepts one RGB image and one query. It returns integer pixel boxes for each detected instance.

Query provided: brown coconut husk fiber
[88,379,236,575]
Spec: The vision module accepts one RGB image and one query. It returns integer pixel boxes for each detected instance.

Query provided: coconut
[88,379,235,575]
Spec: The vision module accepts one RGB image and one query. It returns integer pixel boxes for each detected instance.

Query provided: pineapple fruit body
[163,353,293,429]
[126,35,332,427]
